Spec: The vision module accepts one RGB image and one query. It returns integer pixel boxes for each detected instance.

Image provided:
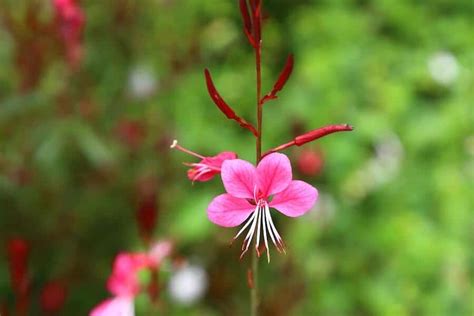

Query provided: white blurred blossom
[343,133,404,201]
[168,264,208,305]
[427,51,459,86]
[310,192,336,224]
[128,66,158,99]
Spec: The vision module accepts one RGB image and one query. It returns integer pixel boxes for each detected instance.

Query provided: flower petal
[221,159,256,198]
[270,180,318,217]
[107,253,150,297]
[207,194,254,227]
[256,153,292,196]
[90,296,134,316]
[187,166,217,182]
[206,151,238,168]
[148,240,173,266]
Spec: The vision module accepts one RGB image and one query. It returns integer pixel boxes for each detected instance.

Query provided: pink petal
[208,194,254,227]
[148,240,173,266]
[206,151,238,168]
[107,253,150,297]
[256,153,292,197]
[221,159,256,198]
[187,167,217,182]
[270,180,318,217]
[90,296,134,316]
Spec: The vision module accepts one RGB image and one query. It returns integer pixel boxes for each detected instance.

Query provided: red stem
[256,44,262,162]
[252,3,262,316]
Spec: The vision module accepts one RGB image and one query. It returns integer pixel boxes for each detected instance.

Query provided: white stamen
[262,205,270,262]
[265,203,286,254]
[240,205,260,258]
[264,203,278,249]
[234,200,286,262]
[233,210,258,240]
[255,204,262,256]
[170,139,178,148]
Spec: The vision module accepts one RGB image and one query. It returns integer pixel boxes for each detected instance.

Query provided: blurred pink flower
[90,241,172,316]
[90,297,134,316]
[53,0,85,68]
[106,253,150,297]
[170,140,237,182]
[148,240,173,266]
[207,153,318,261]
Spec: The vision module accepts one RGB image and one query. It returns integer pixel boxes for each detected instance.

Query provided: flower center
[232,199,286,262]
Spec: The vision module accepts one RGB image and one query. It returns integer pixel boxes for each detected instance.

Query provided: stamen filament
[265,204,286,254]
[262,205,270,262]
[255,204,262,257]
[264,204,279,250]
[235,200,285,262]
[240,205,260,258]
[233,210,258,241]
[170,140,206,159]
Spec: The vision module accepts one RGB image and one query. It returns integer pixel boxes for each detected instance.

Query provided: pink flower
[53,0,85,67]
[90,297,134,316]
[148,240,173,266]
[170,140,237,182]
[90,241,172,316]
[107,253,150,297]
[207,153,318,261]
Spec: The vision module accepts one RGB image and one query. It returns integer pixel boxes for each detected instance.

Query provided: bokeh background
[0,0,473,315]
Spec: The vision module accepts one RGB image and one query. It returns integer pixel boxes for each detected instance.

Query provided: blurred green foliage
[0,0,473,315]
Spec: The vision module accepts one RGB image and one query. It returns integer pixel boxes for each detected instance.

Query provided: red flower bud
[294,124,353,146]
[6,238,29,295]
[296,148,324,177]
[263,124,353,157]
[40,281,68,313]
[136,195,158,244]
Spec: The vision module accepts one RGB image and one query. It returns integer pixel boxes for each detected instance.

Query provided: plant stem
[251,15,263,316]
[250,248,259,316]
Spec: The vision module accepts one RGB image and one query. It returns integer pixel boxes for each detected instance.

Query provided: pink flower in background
[106,253,150,297]
[90,241,172,316]
[170,140,237,182]
[207,153,318,261]
[90,296,134,316]
[148,240,173,266]
[53,0,85,68]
